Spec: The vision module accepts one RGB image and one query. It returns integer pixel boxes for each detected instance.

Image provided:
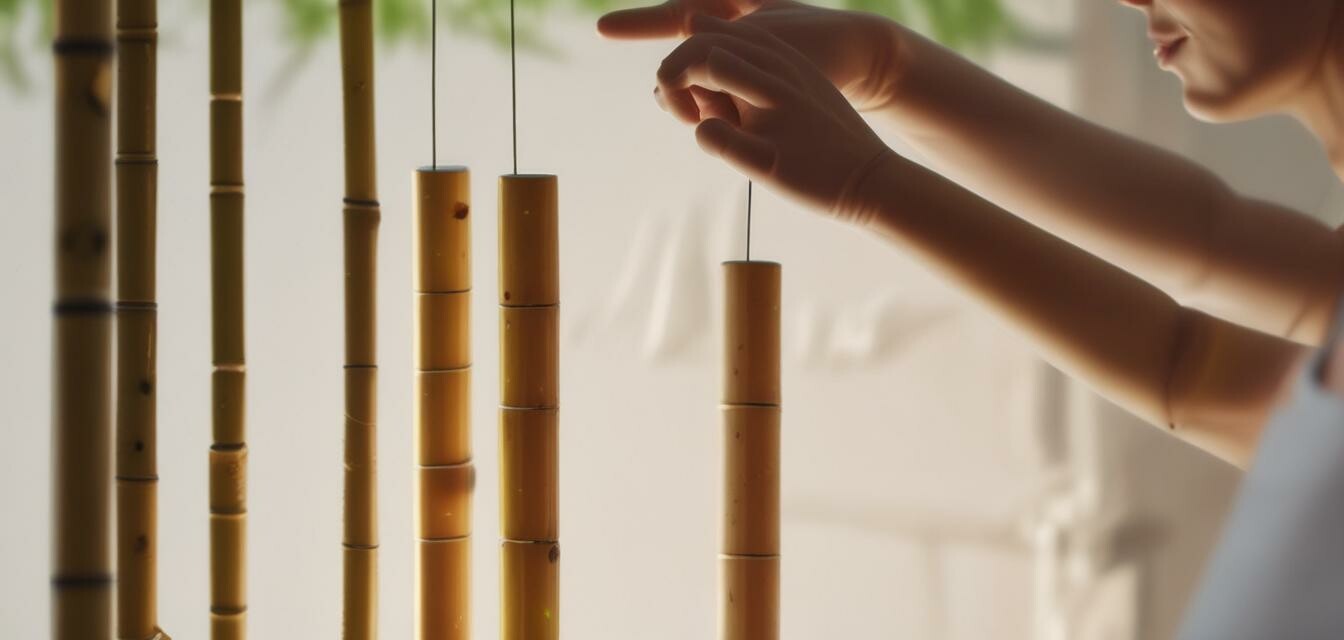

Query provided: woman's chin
[1180,85,1261,124]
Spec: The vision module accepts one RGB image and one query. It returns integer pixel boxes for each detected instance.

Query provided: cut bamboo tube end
[343,545,379,638]
[417,537,472,640]
[498,174,559,306]
[418,463,475,540]
[500,541,561,640]
[500,407,559,542]
[719,555,780,640]
[415,166,472,293]
[416,369,471,466]
[211,611,245,640]
[417,291,471,371]
[722,261,781,406]
[209,513,246,613]
[499,305,559,409]
[212,368,246,446]
[116,479,158,638]
[722,406,781,556]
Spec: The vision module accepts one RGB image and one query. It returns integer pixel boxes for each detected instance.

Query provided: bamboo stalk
[340,0,380,636]
[115,0,161,635]
[209,0,246,635]
[52,0,114,637]
[498,174,560,640]
[720,261,782,640]
[414,167,473,640]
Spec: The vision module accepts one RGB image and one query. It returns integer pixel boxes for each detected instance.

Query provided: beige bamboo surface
[209,0,246,635]
[414,167,474,639]
[52,0,114,637]
[720,261,782,640]
[498,174,560,640]
[340,0,380,635]
[115,0,162,635]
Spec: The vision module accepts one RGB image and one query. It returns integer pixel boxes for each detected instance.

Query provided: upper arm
[1165,308,1310,466]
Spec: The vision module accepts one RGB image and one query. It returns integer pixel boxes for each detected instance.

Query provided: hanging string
[746,181,753,261]
[509,0,518,175]
[431,0,437,167]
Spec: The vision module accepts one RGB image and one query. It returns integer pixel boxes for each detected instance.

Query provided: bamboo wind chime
[116,0,165,635]
[414,4,475,637]
[499,4,562,635]
[339,0,382,636]
[721,184,782,640]
[52,1,114,637]
[209,0,248,635]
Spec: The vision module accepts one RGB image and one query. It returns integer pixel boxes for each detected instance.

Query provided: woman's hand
[599,0,901,112]
[656,14,894,223]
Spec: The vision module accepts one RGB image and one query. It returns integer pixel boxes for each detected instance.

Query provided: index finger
[597,0,755,40]
[597,2,688,40]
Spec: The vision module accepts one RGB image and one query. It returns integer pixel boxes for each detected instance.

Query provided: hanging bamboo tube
[413,166,474,639]
[498,174,560,640]
[339,0,381,636]
[52,1,114,637]
[209,0,246,636]
[115,0,163,636]
[720,261,781,640]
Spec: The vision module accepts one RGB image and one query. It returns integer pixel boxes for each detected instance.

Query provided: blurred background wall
[2,0,1340,637]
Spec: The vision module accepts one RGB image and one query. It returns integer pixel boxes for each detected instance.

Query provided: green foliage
[0,0,1017,89]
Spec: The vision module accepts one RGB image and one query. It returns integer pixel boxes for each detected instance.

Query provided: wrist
[855,18,914,114]
[832,144,901,228]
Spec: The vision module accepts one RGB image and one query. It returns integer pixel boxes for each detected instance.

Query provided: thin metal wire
[746,181,753,261]
[510,0,518,175]
[431,0,437,167]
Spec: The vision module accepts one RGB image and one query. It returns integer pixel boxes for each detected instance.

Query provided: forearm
[851,153,1307,465]
[866,23,1344,342]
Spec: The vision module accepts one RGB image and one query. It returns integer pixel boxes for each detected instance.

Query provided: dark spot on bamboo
[90,228,109,254]
[735,431,740,440]
[504,291,511,301]
[135,535,148,553]
[140,379,152,395]
[454,203,469,219]
[548,544,560,564]
[134,440,144,452]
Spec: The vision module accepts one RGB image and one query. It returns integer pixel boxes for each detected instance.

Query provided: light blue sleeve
[1177,351,1344,640]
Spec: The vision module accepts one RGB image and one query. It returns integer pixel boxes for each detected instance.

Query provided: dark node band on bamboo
[54,298,113,314]
[53,38,115,55]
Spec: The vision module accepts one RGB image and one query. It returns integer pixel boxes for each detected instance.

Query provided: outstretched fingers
[598,0,736,40]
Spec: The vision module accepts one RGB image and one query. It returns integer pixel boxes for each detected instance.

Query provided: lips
[1153,35,1188,67]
